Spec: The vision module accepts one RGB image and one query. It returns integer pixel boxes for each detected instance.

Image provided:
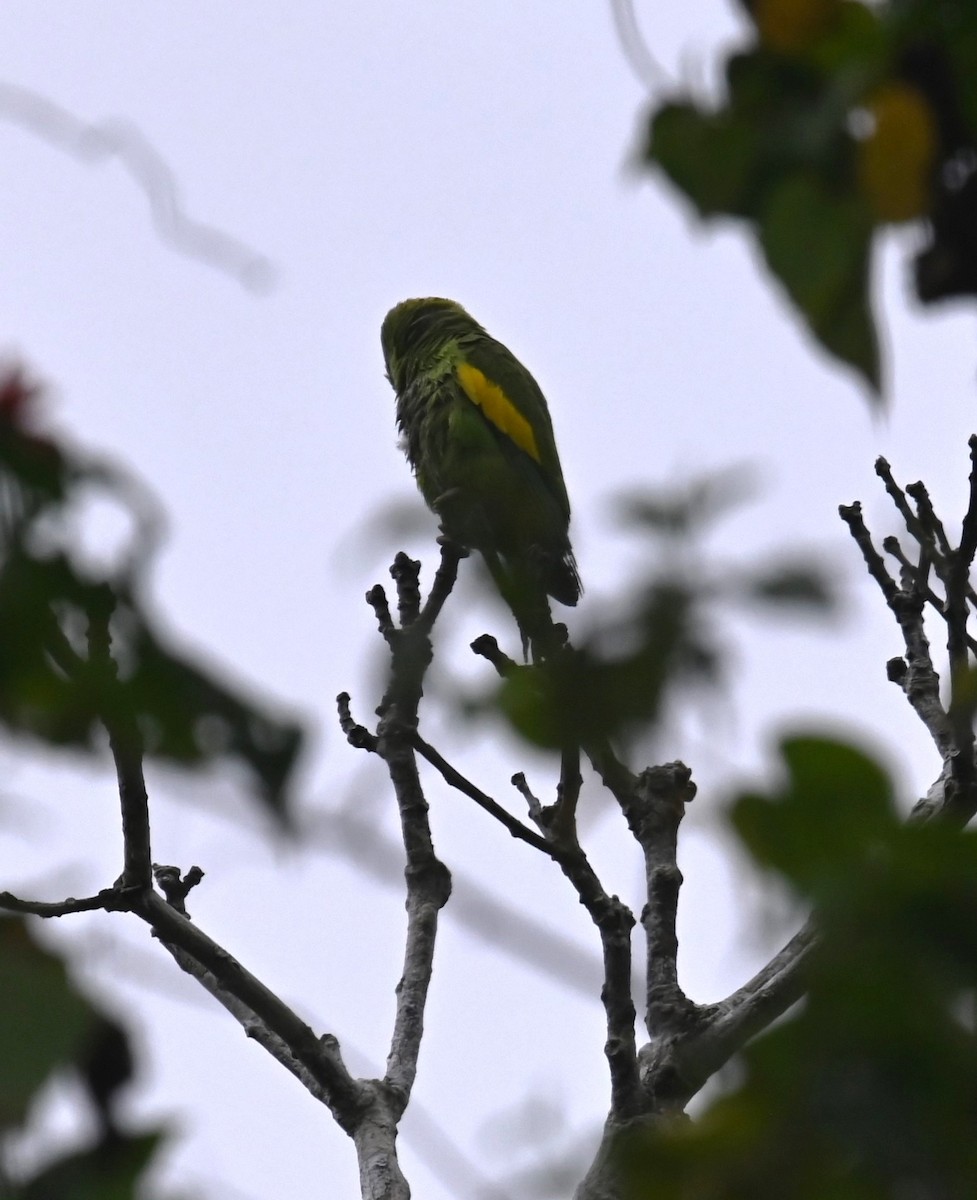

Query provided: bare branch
[152,863,204,916]
[840,501,954,757]
[520,773,642,1118]
[471,632,517,676]
[137,889,368,1132]
[660,919,817,1106]
[849,449,977,824]
[874,458,929,549]
[377,722,448,1111]
[390,552,422,628]
[628,764,698,1037]
[85,593,154,887]
[906,479,953,559]
[560,849,640,1118]
[419,539,466,630]
[586,739,640,810]
[555,745,583,837]
[159,936,341,1107]
[359,555,452,1122]
[366,584,395,642]
[839,501,900,604]
[880,535,977,653]
[0,886,139,917]
[0,876,370,1131]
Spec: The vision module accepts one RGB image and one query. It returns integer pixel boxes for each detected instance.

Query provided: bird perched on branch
[381,297,580,654]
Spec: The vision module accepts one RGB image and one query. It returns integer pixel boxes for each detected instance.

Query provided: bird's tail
[482,551,565,663]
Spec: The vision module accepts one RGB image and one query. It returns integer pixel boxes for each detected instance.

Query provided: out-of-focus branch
[0,80,274,291]
[609,0,674,93]
[303,803,615,997]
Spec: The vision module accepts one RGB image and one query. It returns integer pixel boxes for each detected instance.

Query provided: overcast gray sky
[3,4,975,1198]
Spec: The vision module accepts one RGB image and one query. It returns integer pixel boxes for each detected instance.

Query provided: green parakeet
[381,297,581,646]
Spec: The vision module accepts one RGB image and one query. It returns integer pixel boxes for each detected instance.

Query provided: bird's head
[381,297,483,391]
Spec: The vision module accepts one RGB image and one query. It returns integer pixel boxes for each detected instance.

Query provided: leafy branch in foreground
[643,0,977,393]
[0,366,303,815]
[618,435,977,1199]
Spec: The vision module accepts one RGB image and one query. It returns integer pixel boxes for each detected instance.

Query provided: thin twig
[411,734,559,858]
[390,552,422,628]
[841,501,954,756]
[553,842,641,1118]
[839,501,900,604]
[875,458,929,549]
[337,691,379,752]
[906,480,953,558]
[366,584,395,643]
[470,632,517,676]
[0,886,138,916]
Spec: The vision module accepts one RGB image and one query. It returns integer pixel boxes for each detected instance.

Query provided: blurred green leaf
[0,367,305,818]
[494,582,717,748]
[759,173,880,391]
[619,470,758,539]
[648,102,762,218]
[641,1,977,388]
[739,561,837,611]
[622,744,977,1199]
[0,918,96,1130]
[117,616,305,817]
[20,1131,163,1200]
[731,735,895,895]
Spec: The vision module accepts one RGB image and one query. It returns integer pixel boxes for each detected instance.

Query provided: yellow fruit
[856,83,937,223]
[753,0,838,53]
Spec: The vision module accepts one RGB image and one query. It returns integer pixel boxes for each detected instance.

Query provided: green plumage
[381,298,581,625]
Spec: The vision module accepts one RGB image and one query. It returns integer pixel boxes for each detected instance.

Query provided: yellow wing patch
[456,361,541,463]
